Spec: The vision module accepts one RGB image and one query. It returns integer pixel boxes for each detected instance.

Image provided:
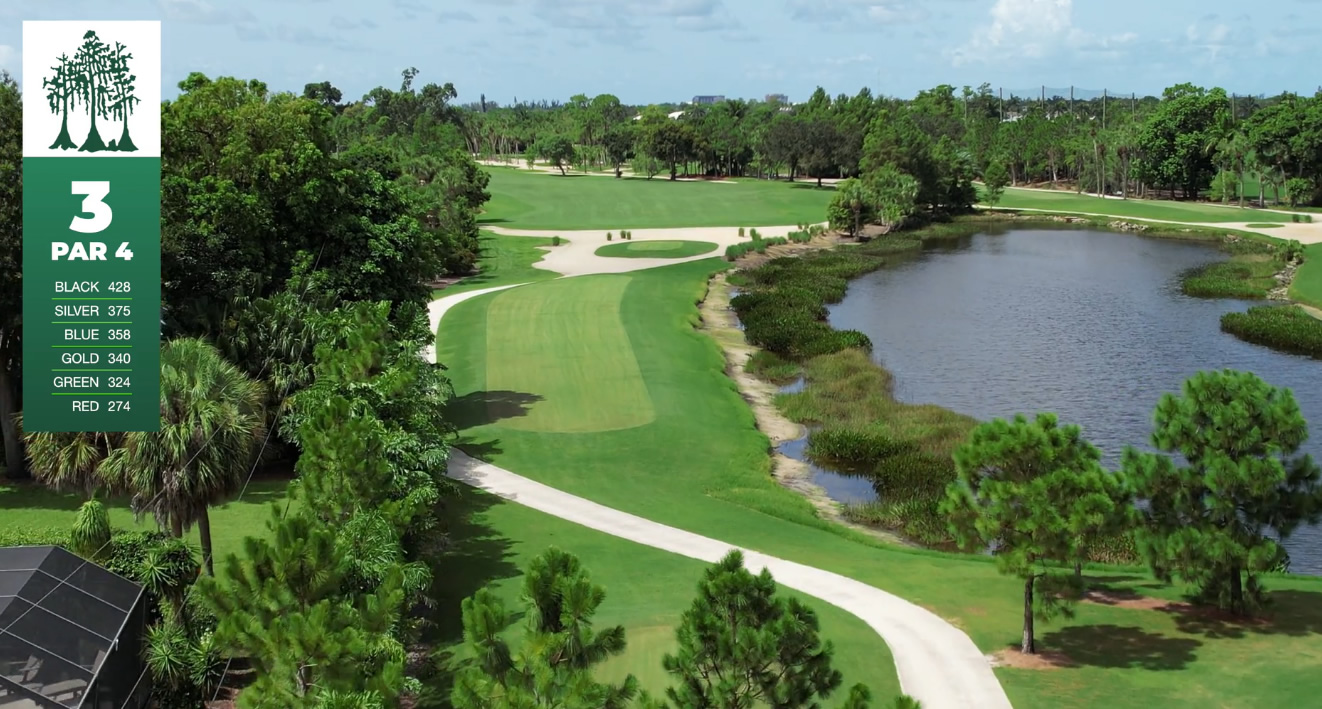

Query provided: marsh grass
[1181,255,1281,299]
[1220,305,1322,359]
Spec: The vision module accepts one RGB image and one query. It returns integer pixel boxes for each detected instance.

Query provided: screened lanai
[0,546,149,709]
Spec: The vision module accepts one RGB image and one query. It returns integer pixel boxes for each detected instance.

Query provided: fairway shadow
[476,217,512,225]
[444,390,544,429]
[1037,625,1201,671]
[1165,589,1322,640]
[788,182,837,191]
[423,485,521,703]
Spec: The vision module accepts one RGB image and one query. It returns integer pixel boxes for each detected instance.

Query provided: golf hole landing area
[594,240,718,258]
[485,275,656,433]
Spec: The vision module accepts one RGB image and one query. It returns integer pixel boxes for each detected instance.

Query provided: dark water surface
[808,225,1322,574]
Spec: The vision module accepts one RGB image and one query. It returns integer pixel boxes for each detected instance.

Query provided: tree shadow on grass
[1038,625,1201,671]
[423,485,523,705]
[1164,589,1322,640]
[476,217,512,225]
[443,390,544,430]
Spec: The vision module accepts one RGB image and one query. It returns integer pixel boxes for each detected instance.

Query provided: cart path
[428,269,1014,709]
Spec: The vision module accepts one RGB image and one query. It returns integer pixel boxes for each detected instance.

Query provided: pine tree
[659,550,867,708]
[940,413,1107,654]
[450,548,638,709]
[1123,369,1322,615]
[197,498,407,706]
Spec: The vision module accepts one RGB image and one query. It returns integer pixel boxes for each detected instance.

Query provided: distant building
[691,95,725,105]
[765,93,788,104]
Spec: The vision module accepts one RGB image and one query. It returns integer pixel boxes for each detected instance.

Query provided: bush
[607,232,613,241]
[807,427,913,467]
[750,228,761,240]
[738,227,745,237]
[552,235,561,246]
[871,451,956,498]
[788,230,812,244]
[1220,305,1322,359]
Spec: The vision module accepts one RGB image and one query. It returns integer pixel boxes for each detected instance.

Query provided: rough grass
[985,186,1295,223]
[479,275,656,433]
[1181,255,1281,299]
[480,167,835,230]
[1244,223,1284,228]
[428,486,899,706]
[595,240,719,259]
[434,231,560,298]
[1220,305,1322,359]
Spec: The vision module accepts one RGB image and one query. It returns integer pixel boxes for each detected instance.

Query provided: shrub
[626,230,633,239]
[738,227,745,237]
[871,452,956,498]
[750,228,761,240]
[1293,214,1301,223]
[607,232,613,240]
[807,427,913,467]
[552,235,561,246]
[1220,305,1322,359]
[0,526,70,548]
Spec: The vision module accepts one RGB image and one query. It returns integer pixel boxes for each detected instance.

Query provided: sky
[2,0,1320,105]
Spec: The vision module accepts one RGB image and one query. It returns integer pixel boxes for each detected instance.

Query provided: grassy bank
[1293,244,1322,309]
[480,166,835,230]
[1220,305,1322,359]
[987,186,1296,223]
[433,230,560,298]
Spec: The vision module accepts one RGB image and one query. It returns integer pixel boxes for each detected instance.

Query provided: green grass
[1220,305,1322,359]
[435,255,1322,708]
[1292,244,1322,309]
[480,276,656,433]
[1181,255,1281,299]
[480,167,834,230]
[433,231,561,298]
[595,240,719,259]
[0,478,290,561]
[986,186,1295,223]
[1244,223,1284,228]
[429,486,899,706]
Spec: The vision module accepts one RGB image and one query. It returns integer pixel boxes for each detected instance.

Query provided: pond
[788,225,1322,574]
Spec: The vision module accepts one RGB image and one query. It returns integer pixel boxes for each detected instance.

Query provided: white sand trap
[483,224,825,278]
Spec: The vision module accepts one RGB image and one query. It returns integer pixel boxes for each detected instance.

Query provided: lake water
[795,225,1322,574]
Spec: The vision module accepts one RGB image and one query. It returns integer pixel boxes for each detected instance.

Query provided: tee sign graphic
[22,21,162,432]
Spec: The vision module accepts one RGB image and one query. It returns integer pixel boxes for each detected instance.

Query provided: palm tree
[1216,130,1251,208]
[103,338,265,575]
[23,425,122,499]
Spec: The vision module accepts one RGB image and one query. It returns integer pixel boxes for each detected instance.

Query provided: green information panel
[22,21,162,432]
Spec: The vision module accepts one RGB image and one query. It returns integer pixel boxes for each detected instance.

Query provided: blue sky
[2,0,1320,105]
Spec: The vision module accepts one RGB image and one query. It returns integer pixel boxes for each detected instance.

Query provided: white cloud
[950,0,1134,66]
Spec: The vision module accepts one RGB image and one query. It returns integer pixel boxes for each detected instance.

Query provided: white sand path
[425,228,1014,709]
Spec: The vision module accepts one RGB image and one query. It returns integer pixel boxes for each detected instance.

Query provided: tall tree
[1122,370,1322,615]
[657,550,870,709]
[23,428,122,499]
[0,73,21,480]
[1133,83,1229,198]
[451,548,638,709]
[103,338,265,575]
[941,413,1108,654]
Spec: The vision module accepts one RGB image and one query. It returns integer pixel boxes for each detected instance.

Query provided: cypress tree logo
[42,30,140,153]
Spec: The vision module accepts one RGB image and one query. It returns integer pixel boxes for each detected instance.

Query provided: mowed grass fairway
[985,186,1295,223]
[480,167,834,230]
[595,240,719,259]
[1293,243,1322,309]
[435,255,1322,708]
[481,276,655,433]
[430,487,899,705]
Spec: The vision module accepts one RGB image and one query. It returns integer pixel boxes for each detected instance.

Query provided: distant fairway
[482,275,654,433]
[986,186,1295,223]
[595,240,719,259]
[481,167,834,230]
